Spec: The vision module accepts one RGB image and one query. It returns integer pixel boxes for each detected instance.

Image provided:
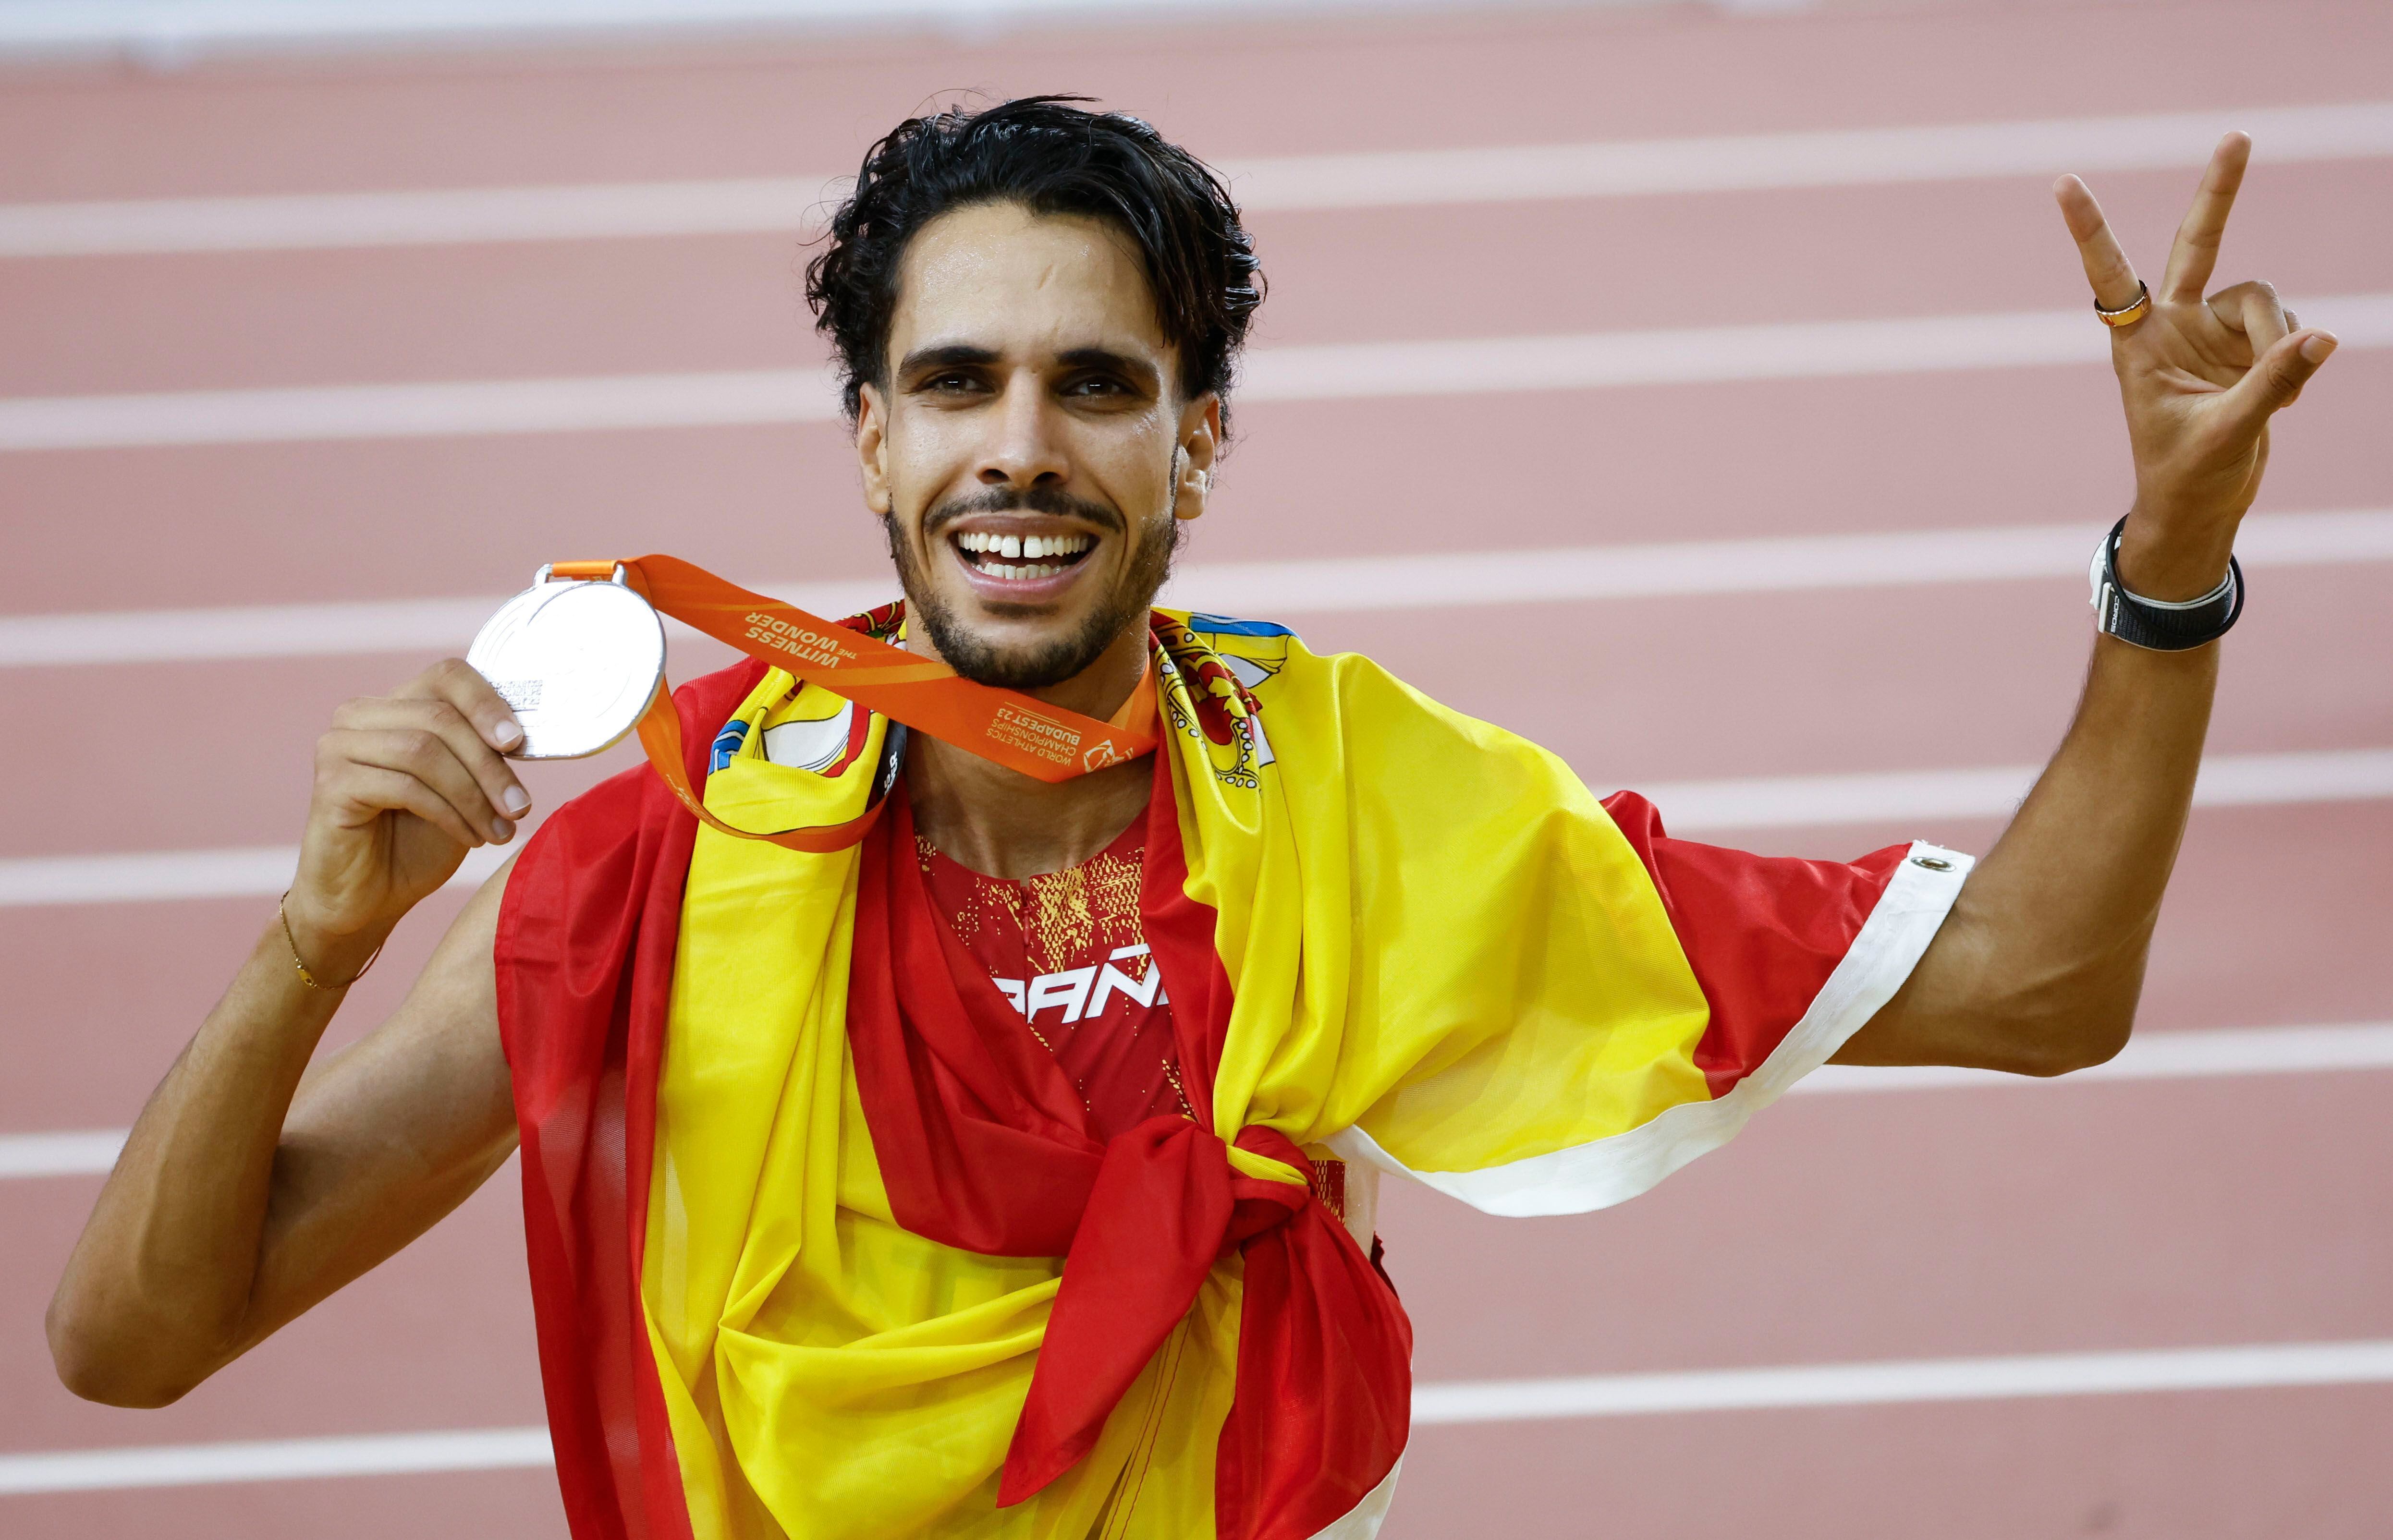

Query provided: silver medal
[465,565,666,759]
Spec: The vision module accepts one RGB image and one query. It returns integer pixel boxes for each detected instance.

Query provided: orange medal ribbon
[549,556,1158,853]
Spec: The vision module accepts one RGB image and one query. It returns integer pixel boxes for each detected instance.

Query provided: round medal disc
[465,576,666,760]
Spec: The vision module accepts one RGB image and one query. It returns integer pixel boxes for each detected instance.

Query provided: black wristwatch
[2088,515,2244,651]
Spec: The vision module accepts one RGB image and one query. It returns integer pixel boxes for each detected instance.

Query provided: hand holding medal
[287,553,1159,983]
[283,655,537,988]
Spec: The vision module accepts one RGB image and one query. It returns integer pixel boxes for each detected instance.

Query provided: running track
[3,1,2390,1534]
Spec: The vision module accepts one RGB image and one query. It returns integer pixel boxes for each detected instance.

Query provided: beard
[884,480,1184,691]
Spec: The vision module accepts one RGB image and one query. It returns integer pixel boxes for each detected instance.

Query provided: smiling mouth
[951,529,1098,582]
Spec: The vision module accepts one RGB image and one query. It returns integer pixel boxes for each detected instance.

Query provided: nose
[976,369,1069,490]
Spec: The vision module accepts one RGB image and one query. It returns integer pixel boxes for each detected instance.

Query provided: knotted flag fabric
[495,609,1973,1540]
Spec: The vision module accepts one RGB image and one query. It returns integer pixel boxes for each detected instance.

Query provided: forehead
[891,201,1169,358]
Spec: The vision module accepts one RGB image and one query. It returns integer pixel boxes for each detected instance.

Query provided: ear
[856,382,893,516]
[1172,395,1222,522]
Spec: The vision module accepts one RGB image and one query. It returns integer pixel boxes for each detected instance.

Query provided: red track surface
[4,2,2389,1536]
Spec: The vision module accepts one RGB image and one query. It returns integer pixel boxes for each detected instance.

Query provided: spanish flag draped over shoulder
[495,610,1972,1540]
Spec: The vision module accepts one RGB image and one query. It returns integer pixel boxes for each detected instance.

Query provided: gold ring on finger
[2095,280,2151,328]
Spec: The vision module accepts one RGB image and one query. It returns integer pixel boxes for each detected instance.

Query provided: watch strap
[2088,516,2244,652]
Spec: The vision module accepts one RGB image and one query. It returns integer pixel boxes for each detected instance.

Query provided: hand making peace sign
[2056,131,2339,601]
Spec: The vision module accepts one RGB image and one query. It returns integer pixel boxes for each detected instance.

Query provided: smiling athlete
[50,97,2338,1540]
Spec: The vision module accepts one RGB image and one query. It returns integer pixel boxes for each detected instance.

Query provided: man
[49,96,2336,1540]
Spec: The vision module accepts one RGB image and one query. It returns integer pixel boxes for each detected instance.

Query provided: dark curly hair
[805,96,1265,433]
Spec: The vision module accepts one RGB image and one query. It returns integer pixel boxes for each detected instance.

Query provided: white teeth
[954,530,1092,572]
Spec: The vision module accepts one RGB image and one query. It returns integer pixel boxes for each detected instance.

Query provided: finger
[2162,132,2250,302]
[341,692,531,823]
[2220,328,2338,430]
[2053,174,2142,311]
[328,762,487,852]
[2207,279,2290,361]
[332,727,514,844]
[403,657,527,755]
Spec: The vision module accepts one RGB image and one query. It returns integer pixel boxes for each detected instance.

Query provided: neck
[903,617,1156,879]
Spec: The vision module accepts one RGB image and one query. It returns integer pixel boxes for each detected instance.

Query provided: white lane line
[0,579,896,668]
[7,507,2390,670]
[1233,101,2393,212]
[5,294,2388,452]
[5,102,2390,255]
[1796,1021,2393,1096]
[1630,747,2393,832]
[2,749,2385,910]
[1412,1339,2393,1425]
[0,0,1658,65]
[0,1129,127,1178]
[0,366,840,451]
[0,840,511,909]
[4,1337,2387,1491]
[1236,295,2393,405]
[12,1022,2388,1181]
[1167,507,2393,617]
[0,1426,551,1496]
[0,845,312,906]
[0,179,845,257]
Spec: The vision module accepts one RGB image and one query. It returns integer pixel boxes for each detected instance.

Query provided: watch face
[465,578,666,759]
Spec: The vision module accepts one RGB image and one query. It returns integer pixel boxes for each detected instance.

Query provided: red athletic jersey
[916,819,1196,1141]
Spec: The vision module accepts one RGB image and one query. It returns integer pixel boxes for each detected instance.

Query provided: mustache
[920,485,1125,539]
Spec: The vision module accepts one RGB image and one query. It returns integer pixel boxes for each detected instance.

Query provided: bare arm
[1838,133,2337,1074]
[49,659,537,1407]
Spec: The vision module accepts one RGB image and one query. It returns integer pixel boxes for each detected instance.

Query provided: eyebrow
[895,343,1001,377]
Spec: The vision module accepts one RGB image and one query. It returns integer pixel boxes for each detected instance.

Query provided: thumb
[2222,328,2337,428]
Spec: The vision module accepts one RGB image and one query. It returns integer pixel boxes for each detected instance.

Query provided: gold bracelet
[279,891,383,991]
